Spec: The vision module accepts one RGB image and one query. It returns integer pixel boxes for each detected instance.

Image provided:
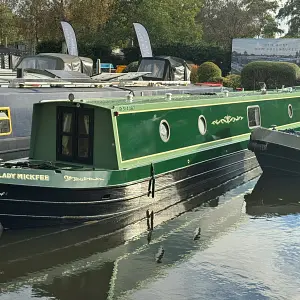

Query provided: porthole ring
[288,104,293,118]
[159,120,170,142]
[198,115,207,135]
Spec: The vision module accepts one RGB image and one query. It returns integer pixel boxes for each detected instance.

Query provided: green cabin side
[28,92,300,172]
[114,93,300,169]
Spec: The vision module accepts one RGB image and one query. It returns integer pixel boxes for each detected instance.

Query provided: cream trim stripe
[117,95,300,114]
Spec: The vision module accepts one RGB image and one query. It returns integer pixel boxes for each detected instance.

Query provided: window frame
[0,107,12,136]
[56,106,94,164]
[198,115,207,135]
[247,105,261,129]
[159,119,171,142]
[288,104,293,118]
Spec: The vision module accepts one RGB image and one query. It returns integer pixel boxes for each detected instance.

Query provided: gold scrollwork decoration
[64,175,104,182]
[212,115,244,125]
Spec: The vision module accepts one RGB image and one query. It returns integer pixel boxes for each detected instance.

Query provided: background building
[231,38,300,74]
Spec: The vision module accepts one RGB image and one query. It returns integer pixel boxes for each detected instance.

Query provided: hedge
[241,61,300,90]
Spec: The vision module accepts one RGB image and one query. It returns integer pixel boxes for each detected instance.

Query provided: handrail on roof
[6,76,192,88]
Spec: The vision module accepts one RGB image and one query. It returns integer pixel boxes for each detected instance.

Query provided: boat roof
[34,53,89,63]
[140,56,189,67]
[38,90,300,111]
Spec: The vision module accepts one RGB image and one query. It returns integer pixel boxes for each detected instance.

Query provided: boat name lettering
[64,175,104,182]
[0,173,50,181]
[212,115,244,125]
[118,106,135,112]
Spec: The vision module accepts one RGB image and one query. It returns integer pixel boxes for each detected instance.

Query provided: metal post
[96,59,101,74]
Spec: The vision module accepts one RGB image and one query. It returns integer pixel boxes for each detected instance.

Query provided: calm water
[0,174,300,300]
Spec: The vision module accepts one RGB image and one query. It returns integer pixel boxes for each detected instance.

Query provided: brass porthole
[159,120,170,142]
[288,104,293,118]
[198,115,207,135]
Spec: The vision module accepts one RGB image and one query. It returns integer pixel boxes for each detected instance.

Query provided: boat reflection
[0,169,259,284]
[0,179,254,300]
[244,174,300,217]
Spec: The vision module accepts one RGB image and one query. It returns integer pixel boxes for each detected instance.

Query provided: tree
[68,0,114,43]
[243,0,281,38]
[0,2,19,45]
[103,0,203,47]
[14,0,72,51]
[261,15,284,38]
[8,0,203,53]
[198,0,281,49]
[277,0,300,37]
[15,0,51,50]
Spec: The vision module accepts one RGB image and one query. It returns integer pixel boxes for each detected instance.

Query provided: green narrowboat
[0,90,300,229]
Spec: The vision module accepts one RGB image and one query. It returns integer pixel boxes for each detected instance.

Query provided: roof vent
[68,93,75,102]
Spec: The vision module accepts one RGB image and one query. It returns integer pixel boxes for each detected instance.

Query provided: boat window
[198,115,207,135]
[138,59,166,79]
[247,106,261,128]
[16,56,59,71]
[78,114,90,135]
[159,120,170,142]
[62,113,73,133]
[77,113,91,158]
[0,108,12,136]
[57,107,94,164]
[288,104,293,118]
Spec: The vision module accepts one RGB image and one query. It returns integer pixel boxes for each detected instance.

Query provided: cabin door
[56,106,94,164]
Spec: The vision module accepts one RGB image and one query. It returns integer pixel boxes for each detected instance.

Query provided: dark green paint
[30,104,57,161]
[117,96,300,162]
[93,108,118,170]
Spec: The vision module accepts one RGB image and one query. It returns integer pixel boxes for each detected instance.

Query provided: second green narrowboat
[0,90,300,229]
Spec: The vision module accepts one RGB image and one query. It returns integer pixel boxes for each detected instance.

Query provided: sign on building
[231,38,300,74]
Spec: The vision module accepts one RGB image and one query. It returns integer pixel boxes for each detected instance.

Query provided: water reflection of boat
[0,181,252,299]
[244,174,300,216]
[0,172,255,284]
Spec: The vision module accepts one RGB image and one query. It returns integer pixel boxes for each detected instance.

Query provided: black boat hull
[248,127,300,176]
[0,149,260,229]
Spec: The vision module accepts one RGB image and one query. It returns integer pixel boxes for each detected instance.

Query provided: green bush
[197,62,222,82]
[122,61,139,73]
[241,61,300,90]
[223,74,241,89]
